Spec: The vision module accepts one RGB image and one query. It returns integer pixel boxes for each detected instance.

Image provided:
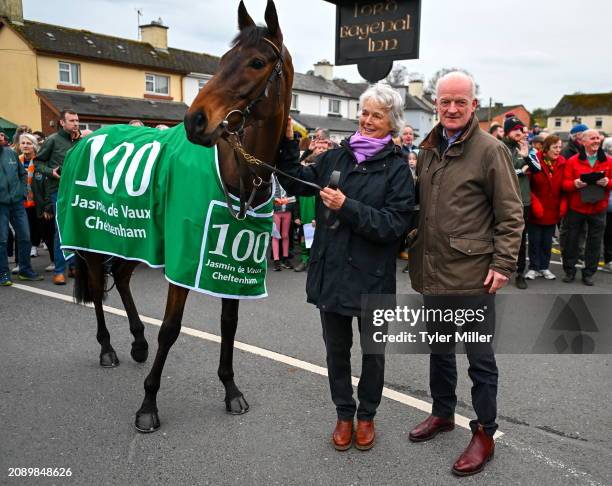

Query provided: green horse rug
[57,123,273,299]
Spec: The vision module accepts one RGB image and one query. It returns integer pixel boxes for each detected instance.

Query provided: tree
[530,108,550,128]
[426,68,481,96]
[386,64,421,86]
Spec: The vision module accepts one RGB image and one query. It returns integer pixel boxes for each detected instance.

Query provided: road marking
[12,283,503,438]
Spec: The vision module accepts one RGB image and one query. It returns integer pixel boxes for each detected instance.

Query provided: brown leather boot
[409,415,454,442]
[355,419,375,451]
[452,425,495,476]
[332,419,353,451]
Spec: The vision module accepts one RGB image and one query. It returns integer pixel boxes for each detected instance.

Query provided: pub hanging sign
[323,0,422,82]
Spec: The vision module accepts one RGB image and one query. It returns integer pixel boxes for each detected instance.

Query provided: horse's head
[184,0,293,148]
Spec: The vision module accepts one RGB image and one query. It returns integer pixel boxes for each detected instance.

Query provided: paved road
[1,251,611,485]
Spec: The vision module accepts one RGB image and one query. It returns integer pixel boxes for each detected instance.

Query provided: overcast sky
[24,0,612,111]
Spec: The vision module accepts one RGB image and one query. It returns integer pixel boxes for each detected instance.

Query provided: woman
[271,176,295,271]
[402,151,419,273]
[277,84,414,451]
[526,135,566,280]
[18,133,55,272]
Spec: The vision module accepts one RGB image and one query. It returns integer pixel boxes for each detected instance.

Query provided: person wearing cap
[562,124,588,159]
[503,115,537,289]
[562,129,612,285]
[531,132,549,152]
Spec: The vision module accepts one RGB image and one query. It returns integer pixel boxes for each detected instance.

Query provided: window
[554,118,561,128]
[145,73,170,95]
[595,118,603,129]
[59,61,80,86]
[198,79,207,90]
[291,93,299,110]
[79,122,105,132]
[328,98,341,115]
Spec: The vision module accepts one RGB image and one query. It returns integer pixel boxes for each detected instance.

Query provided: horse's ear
[238,0,255,31]
[264,0,283,42]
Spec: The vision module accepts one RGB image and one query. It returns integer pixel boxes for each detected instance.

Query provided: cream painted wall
[37,56,183,101]
[0,25,41,130]
[547,115,612,133]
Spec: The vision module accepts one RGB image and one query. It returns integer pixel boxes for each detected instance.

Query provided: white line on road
[11,283,502,438]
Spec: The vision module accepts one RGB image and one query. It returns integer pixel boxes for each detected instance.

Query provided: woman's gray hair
[359,83,405,136]
[603,137,612,156]
[19,132,39,153]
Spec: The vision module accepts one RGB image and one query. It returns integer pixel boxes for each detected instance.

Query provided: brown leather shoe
[409,415,454,442]
[355,419,375,451]
[332,419,353,451]
[52,274,66,285]
[452,425,495,477]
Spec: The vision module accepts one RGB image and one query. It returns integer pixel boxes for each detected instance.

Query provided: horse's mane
[231,25,270,49]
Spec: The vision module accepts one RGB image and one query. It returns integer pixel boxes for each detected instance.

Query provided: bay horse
[72,0,294,432]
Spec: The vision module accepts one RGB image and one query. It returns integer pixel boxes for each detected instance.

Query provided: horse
[70,0,294,432]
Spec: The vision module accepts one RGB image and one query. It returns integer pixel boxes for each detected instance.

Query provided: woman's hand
[319,187,346,211]
[285,116,294,140]
[574,178,587,189]
[596,177,609,187]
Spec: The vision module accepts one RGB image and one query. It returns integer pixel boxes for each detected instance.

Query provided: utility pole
[488,97,492,125]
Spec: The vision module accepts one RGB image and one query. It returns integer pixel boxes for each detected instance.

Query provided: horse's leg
[113,260,148,363]
[75,253,119,367]
[219,298,249,414]
[135,284,189,433]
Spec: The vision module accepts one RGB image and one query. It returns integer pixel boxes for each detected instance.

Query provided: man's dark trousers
[563,209,606,277]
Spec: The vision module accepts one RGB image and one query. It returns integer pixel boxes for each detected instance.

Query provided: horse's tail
[73,253,93,304]
[73,252,108,304]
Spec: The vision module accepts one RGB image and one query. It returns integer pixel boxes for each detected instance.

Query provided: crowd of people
[0,113,158,286]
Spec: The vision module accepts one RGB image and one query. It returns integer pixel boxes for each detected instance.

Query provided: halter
[219,37,286,220]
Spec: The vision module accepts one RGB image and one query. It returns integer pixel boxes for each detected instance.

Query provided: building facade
[547,93,612,135]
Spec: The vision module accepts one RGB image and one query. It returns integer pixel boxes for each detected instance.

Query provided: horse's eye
[251,59,265,70]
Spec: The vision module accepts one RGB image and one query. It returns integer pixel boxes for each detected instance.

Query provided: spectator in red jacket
[562,129,612,285]
[526,135,566,280]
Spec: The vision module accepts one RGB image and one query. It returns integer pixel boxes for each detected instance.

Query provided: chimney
[495,102,503,109]
[314,60,334,81]
[0,0,23,22]
[408,79,424,99]
[139,18,168,51]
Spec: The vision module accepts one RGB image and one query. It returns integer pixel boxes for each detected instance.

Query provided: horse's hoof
[100,351,119,368]
[225,395,249,415]
[135,410,160,433]
[130,343,149,363]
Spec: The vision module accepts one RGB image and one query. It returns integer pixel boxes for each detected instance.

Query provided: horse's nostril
[185,109,207,136]
[194,111,206,131]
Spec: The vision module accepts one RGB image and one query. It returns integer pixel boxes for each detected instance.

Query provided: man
[0,132,9,146]
[503,115,534,289]
[300,127,331,161]
[35,109,80,285]
[401,125,419,154]
[0,144,43,285]
[562,124,588,159]
[527,123,541,143]
[408,71,523,477]
[531,133,548,152]
[488,123,503,140]
[561,129,612,285]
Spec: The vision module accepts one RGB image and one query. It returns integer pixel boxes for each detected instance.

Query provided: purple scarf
[349,131,392,164]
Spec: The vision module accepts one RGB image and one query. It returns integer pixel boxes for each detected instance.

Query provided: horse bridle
[218,37,322,220]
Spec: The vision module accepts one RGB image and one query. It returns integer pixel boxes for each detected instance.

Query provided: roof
[333,79,369,99]
[6,19,219,75]
[0,116,18,129]
[549,93,612,117]
[36,89,188,121]
[405,94,434,114]
[292,113,358,134]
[293,73,352,98]
[475,104,524,121]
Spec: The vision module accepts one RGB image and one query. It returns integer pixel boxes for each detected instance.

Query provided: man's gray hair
[603,137,612,155]
[359,83,405,136]
[435,71,477,100]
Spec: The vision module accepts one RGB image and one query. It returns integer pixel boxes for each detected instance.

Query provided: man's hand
[521,165,529,174]
[43,211,54,221]
[517,141,529,158]
[294,218,301,226]
[484,269,509,294]
[597,177,609,187]
[319,187,346,211]
[52,167,61,179]
[574,178,587,189]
